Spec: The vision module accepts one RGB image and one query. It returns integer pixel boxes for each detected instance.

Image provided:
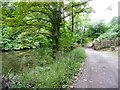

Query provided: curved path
[73,48,118,88]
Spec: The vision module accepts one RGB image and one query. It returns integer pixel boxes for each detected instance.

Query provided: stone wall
[92,37,120,50]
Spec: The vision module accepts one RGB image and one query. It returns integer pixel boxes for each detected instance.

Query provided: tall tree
[2,1,92,58]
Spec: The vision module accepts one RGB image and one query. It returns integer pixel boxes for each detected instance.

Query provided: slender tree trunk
[72,5,74,32]
[71,3,74,49]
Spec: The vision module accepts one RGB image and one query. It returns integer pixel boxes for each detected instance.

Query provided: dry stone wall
[92,37,120,50]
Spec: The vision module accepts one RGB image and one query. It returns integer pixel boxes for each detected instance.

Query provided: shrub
[111,46,115,51]
[69,47,87,63]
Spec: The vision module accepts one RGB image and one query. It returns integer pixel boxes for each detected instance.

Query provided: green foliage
[86,20,107,40]
[1,1,91,89]
[59,27,80,51]
[98,16,119,40]
[2,48,53,75]
[1,1,91,52]
[110,45,115,51]
[5,47,86,88]
[69,48,87,62]
[98,31,118,40]
[2,27,50,50]
[59,28,72,51]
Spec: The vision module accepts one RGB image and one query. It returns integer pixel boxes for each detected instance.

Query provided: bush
[111,46,115,51]
[97,16,119,40]
[86,20,107,40]
[69,48,87,63]
[8,47,86,88]
[2,48,53,75]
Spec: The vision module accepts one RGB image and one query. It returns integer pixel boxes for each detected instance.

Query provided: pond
[2,48,53,75]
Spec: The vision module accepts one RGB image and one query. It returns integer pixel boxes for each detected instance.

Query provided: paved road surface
[73,48,118,88]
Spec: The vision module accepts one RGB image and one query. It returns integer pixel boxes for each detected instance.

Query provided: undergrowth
[3,47,87,88]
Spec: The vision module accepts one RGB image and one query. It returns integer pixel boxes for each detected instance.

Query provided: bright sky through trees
[89,0,119,22]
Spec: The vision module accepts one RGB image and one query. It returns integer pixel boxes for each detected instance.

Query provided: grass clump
[5,47,87,88]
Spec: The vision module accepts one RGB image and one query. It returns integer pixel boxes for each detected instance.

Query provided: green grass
[2,48,53,74]
[8,47,87,88]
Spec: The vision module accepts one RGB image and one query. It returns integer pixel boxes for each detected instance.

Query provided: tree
[86,20,107,40]
[97,16,120,39]
[2,1,92,58]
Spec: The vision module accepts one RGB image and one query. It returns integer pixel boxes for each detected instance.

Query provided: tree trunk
[51,5,61,58]
[52,25,60,59]
[71,4,74,50]
[72,5,74,32]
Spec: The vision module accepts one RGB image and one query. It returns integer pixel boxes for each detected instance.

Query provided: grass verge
[3,47,87,88]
